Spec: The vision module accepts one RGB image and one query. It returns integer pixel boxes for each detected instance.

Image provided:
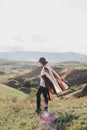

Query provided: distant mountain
[0,51,87,62]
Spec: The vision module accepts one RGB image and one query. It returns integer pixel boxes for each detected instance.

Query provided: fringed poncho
[41,65,69,100]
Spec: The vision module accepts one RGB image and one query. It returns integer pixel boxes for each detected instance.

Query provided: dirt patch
[74,84,87,98]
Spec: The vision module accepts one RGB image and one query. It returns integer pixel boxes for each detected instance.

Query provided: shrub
[0,71,5,75]
[23,78,34,88]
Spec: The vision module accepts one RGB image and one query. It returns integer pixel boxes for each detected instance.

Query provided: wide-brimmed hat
[38,57,48,64]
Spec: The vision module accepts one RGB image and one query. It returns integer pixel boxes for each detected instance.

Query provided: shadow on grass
[18,87,31,94]
[74,84,87,98]
[54,114,79,130]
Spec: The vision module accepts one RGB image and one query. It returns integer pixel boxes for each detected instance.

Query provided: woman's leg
[36,86,43,110]
[42,88,49,110]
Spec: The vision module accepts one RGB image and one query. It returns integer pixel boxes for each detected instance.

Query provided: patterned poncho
[41,65,69,100]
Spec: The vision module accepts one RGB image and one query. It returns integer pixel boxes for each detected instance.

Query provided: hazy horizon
[0,50,87,55]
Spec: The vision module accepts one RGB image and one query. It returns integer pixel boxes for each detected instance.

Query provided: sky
[0,0,87,54]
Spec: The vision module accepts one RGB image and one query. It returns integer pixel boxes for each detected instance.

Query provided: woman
[36,57,49,114]
[36,57,69,114]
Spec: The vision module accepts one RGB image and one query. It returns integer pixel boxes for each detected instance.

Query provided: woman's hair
[38,57,48,65]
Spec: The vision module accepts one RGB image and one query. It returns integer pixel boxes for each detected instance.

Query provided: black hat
[38,57,48,64]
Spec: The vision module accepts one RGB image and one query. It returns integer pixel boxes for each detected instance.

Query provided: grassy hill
[0,83,39,130]
[1,63,87,94]
[0,83,87,130]
[0,83,27,101]
[0,62,87,130]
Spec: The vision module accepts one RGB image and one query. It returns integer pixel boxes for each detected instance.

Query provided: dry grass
[49,92,87,130]
[0,61,87,130]
[0,84,87,130]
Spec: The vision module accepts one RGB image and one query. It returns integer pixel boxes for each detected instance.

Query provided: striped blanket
[41,65,69,100]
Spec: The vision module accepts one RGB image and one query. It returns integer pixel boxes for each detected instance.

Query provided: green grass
[0,83,27,101]
[0,84,87,130]
[49,95,87,130]
[0,84,39,130]
[0,71,5,75]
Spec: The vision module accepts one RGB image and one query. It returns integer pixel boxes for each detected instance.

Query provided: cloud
[11,37,26,43]
[33,34,48,43]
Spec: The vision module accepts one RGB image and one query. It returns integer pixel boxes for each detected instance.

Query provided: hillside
[0,83,87,130]
[1,62,87,94]
[0,83,27,101]
[0,60,87,129]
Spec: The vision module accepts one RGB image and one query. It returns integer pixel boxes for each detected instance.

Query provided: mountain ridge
[0,51,87,62]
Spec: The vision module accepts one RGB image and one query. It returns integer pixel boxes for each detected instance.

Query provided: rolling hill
[0,51,87,130]
[0,60,87,130]
[0,83,27,101]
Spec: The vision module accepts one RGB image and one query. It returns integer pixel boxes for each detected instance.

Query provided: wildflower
[38,111,57,130]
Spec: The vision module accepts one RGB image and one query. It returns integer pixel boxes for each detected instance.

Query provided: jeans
[36,86,49,110]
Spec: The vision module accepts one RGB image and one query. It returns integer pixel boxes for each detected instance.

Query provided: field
[0,84,87,130]
[0,60,87,130]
